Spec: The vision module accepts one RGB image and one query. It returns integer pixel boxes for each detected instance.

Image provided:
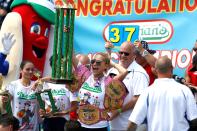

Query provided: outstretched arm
[0,33,16,76]
[110,60,128,81]
[134,41,157,68]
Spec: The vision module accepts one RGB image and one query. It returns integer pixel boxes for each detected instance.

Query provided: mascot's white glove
[1,33,16,55]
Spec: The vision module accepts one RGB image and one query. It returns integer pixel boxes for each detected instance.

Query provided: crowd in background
[0,38,197,131]
[0,0,197,130]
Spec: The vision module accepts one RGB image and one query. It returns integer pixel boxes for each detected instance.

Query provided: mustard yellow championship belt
[104,80,128,111]
[78,104,109,125]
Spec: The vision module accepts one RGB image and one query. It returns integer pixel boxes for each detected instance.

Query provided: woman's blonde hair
[93,52,110,65]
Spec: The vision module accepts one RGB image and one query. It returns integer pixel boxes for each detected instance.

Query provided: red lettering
[147,0,157,13]
[77,0,88,16]
[113,0,125,15]
[171,0,176,12]
[179,0,184,12]
[157,0,170,13]
[185,0,197,11]
[67,0,76,8]
[90,0,101,16]
[135,0,146,14]
[125,0,133,14]
[102,0,113,15]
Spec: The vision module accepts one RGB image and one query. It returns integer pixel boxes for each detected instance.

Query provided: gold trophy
[34,70,43,91]
[34,70,58,114]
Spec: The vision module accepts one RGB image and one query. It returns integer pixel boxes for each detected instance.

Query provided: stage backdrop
[68,0,197,77]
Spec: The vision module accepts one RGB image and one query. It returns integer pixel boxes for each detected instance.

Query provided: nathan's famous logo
[103,19,173,49]
[139,22,172,42]
[17,92,36,100]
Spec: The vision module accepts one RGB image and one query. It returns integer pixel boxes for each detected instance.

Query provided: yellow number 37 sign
[109,25,139,47]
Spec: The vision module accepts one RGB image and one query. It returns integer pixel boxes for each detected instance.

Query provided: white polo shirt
[109,61,149,130]
[129,78,197,131]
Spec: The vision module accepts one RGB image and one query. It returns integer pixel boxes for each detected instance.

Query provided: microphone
[172,75,186,84]
[173,75,197,93]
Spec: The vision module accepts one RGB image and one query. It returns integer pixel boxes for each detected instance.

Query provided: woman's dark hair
[13,116,20,131]
[0,115,19,130]
[192,54,197,66]
[20,60,33,70]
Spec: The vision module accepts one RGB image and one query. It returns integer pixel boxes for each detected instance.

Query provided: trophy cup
[0,74,12,117]
[35,89,58,114]
[51,0,76,84]
[34,70,58,114]
[34,70,43,91]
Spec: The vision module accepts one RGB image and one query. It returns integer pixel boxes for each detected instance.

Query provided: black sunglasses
[193,47,197,51]
[119,51,130,56]
[85,64,90,69]
[90,59,102,66]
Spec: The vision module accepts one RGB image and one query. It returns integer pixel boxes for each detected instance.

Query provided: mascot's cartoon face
[12,4,51,74]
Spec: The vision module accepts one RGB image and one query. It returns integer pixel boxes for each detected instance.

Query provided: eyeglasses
[85,64,90,69]
[90,59,102,66]
[119,51,130,56]
[193,47,197,51]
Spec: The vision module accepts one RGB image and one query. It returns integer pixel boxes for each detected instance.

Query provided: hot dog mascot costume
[0,0,55,89]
